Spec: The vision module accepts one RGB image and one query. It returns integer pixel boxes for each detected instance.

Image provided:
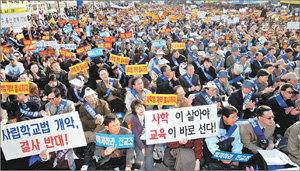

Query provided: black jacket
[156,77,180,94]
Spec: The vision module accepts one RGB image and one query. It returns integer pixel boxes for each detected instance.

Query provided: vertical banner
[86,25,91,37]
[145,104,218,145]
[1,112,86,160]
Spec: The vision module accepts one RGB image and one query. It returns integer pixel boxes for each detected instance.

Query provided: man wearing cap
[179,64,201,97]
[148,49,165,73]
[226,46,239,69]
[227,63,245,90]
[68,76,88,111]
[192,81,221,110]
[4,52,24,79]
[187,45,198,63]
[205,43,218,61]
[79,87,111,143]
[266,83,299,136]
[213,70,232,96]
[249,52,264,78]
[228,80,256,119]
[185,38,195,61]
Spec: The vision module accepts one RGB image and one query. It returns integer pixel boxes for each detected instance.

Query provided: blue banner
[63,26,73,34]
[152,40,166,48]
[70,33,81,43]
[212,150,253,162]
[99,32,109,37]
[31,47,45,54]
[95,133,134,149]
[87,48,103,58]
[77,0,83,6]
[86,25,91,37]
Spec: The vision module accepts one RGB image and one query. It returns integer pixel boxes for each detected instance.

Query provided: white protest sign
[197,11,206,19]
[35,41,58,47]
[1,112,86,160]
[233,17,240,24]
[1,8,29,28]
[145,104,218,145]
[258,149,299,169]
[287,22,300,30]
[158,11,163,16]
[12,26,23,33]
[54,44,77,50]
[258,36,268,44]
[132,15,140,22]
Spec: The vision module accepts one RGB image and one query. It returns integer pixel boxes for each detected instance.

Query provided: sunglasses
[286,91,293,94]
[262,116,275,120]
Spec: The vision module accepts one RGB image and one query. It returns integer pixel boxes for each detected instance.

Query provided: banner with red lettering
[0,82,29,95]
[120,32,132,39]
[125,64,148,75]
[1,112,86,160]
[145,94,177,105]
[109,54,130,64]
[145,104,218,144]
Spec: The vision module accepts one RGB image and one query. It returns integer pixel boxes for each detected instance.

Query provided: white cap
[83,88,97,98]
[198,51,206,57]
[204,82,217,89]
[158,58,169,65]
[185,25,191,29]
[69,76,84,87]
[156,49,165,55]
[191,45,198,51]
[208,43,216,47]
[182,35,188,39]
[179,63,187,75]
[196,35,203,40]
[233,63,244,75]
[188,38,195,42]
[179,32,184,35]
[151,27,156,30]
[217,50,224,56]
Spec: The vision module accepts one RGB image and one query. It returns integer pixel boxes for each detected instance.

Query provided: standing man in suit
[179,64,201,97]
[228,80,256,119]
[240,105,276,170]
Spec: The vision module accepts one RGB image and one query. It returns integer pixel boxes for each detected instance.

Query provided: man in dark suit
[156,65,180,94]
[192,82,222,110]
[228,80,256,119]
[179,64,201,97]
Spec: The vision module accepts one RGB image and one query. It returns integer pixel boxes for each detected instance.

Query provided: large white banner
[1,112,86,160]
[1,8,29,28]
[145,104,218,145]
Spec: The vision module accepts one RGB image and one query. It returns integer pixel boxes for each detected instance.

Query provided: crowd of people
[0,1,300,170]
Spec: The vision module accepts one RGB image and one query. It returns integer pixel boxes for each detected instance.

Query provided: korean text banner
[212,151,253,162]
[87,48,103,58]
[95,133,134,149]
[69,62,89,75]
[109,54,130,64]
[146,94,177,105]
[152,40,166,48]
[1,8,29,28]
[145,104,218,145]
[1,82,29,95]
[125,64,148,75]
[171,43,185,49]
[1,112,86,160]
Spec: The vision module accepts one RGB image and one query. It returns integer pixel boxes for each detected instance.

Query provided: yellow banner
[109,54,130,64]
[69,62,89,75]
[1,7,26,14]
[16,34,24,40]
[0,82,29,95]
[171,43,185,49]
[146,94,177,105]
[125,64,148,75]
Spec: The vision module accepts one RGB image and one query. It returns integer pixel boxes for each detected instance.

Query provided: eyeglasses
[230,116,239,120]
[286,91,293,94]
[261,116,275,120]
[47,97,55,101]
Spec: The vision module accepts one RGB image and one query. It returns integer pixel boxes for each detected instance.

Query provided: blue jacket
[205,117,243,155]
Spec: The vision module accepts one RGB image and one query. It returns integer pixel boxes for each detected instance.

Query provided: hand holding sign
[104,146,116,156]
[39,149,49,161]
